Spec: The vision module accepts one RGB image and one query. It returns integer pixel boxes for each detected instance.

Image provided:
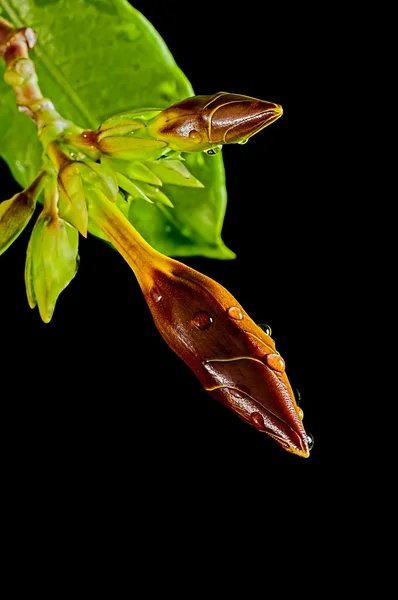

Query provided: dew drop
[227,306,243,320]
[298,407,304,420]
[238,138,249,145]
[295,388,301,405]
[307,433,314,450]
[189,130,202,143]
[264,353,286,372]
[150,287,162,303]
[206,145,222,155]
[251,412,265,430]
[258,323,272,336]
[191,310,213,330]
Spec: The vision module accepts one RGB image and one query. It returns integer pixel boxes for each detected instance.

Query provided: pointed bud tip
[273,427,312,458]
[40,312,53,324]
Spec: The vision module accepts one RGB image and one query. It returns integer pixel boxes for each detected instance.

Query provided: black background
[1,3,337,510]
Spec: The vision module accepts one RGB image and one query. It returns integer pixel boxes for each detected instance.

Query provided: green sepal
[58,163,88,236]
[24,212,79,323]
[101,156,161,186]
[97,120,145,142]
[136,181,174,208]
[25,233,36,309]
[116,173,153,204]
[98,109,161,137]
[98,136,168,161]
[77,161,118,202]
[0,172,46,256]
[116,173,173,207]
[145,159,204,188]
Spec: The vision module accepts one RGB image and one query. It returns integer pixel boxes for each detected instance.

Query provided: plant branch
[0,16,76,141]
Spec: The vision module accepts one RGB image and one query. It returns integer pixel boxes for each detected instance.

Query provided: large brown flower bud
[88,192,310,457]
[144,261,310,457]
[147,92,283,152]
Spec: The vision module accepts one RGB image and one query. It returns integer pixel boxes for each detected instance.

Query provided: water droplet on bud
[251,412,265,429]
[206,145,222,156]
[227,306,243,320]
[191,310,213,330]
[298,407,304,420]
[258,323,272,336]
[264,353,286,372]
[189,130,202,143]
[307,433,314,450]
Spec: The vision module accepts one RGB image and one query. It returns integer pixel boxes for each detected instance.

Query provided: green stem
[0,16,77,144]
[87,190,171,288]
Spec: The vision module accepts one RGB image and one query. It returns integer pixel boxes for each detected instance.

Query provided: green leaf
[0,0,233,258]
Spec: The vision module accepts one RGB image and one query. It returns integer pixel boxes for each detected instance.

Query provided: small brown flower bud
[147,92,283,152]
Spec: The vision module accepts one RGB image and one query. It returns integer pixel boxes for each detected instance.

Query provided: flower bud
[88,193,310,457]
[147,92,283,152]
[143,261,310,457]
[25,212,79,322]
[0,172,46,256]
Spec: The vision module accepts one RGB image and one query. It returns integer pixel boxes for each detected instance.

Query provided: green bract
[57,162,88,236]
[0,171,45,255]
[77,162,118,203]
[25,211,79,323]
[0,0,233,259]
